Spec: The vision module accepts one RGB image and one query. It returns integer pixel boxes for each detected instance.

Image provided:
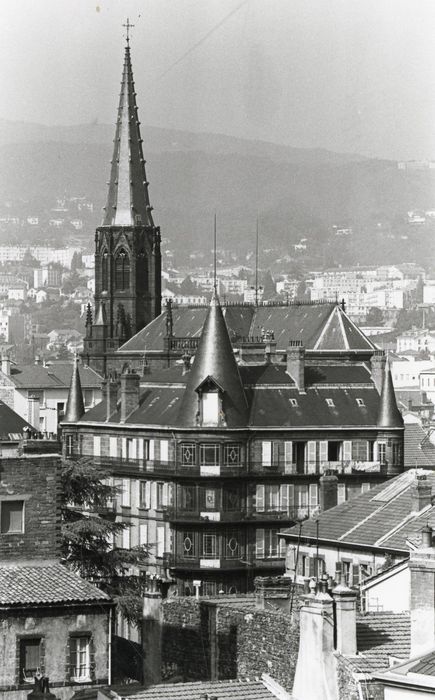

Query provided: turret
[64,357,85,423]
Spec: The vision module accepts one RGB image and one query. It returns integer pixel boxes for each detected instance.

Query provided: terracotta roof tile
[0,563,111,606]
[119,679,279,700]
[350,612,411,672]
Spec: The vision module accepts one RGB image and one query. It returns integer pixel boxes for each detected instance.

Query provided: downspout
[108,605,112,685]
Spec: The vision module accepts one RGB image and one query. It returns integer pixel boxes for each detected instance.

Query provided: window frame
[199,443,220,466]
[1,499,24,534]
[69,634,92,683]
[19,636,43,684]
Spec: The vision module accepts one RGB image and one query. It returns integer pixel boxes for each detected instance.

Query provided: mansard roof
[102,41,154,228]
[79,359,391,430]
[118,302,376,355]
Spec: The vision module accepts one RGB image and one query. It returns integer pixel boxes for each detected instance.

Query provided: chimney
[332,578,357,655]
[319,471,338,512]
[409,524,435,656]
[292,580,337,700]
[371,350,386,393]
[120,370,140,422]
[142,577,163,685]
[254,575,293,613]
[182,350,191,375]
[102,377,119,421]
[411,474,432,513]
[286,341,305,391]
[1,352,11,376]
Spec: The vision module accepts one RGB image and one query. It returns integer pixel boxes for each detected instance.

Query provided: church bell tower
[84,27,161,373]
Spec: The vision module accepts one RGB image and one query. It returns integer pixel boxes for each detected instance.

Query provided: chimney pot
[411,474,432,513]
[120,370,140,422]
[319,471,338,512]
[286,340,305,391]
[371,350,386,393]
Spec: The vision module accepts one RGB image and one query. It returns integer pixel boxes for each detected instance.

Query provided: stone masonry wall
[0,455,61,560]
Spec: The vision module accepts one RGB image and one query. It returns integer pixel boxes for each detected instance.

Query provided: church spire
[377,359,403,428]
[64,357,85,423]
[102,37,154,228]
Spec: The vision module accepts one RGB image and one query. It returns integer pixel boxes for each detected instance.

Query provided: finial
[122,17,135,45]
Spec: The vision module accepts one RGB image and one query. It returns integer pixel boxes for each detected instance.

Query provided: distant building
[34,265,62,288]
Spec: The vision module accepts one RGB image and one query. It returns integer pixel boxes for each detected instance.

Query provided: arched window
[101,251,109,291]
[115,249,130,290]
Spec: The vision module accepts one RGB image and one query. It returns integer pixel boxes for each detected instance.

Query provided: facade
[0,359,102,434]
[0,453,112,698]
[65,293,404,597]
[83,40,161,374]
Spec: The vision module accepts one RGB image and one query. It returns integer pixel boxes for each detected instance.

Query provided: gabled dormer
[195,375,226,427]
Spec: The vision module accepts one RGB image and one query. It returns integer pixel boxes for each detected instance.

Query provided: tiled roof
[404,424,435,468]
[282,469,435,553]
[118,679,281,700]
[351,612,410,672]
[119,303,375,354]
[0,562,111,606]
[80,361,386,429]
[409,651,435,676]
[9,362,102,389]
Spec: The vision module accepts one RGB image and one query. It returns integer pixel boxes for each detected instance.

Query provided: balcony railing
[169,555,285,570]
[165,505,319,523]
[249,460,383,476]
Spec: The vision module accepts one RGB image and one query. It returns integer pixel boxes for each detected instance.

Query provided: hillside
[0,120,434,267]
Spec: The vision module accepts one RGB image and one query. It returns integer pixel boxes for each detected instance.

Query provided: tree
[365,307,384,326]
[60,457,149,624]
[70,251,83,272]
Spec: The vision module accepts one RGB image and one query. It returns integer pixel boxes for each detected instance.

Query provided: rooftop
[8,362,102,389]
[115,676,288,700]
[352,612,411,672]
[281,469,435,554]
[0,561,111,606]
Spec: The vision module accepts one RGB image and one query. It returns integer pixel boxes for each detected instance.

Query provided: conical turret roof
[178,293,247,427]
[64,358,85,423]
[94,302,107,326]
[102,41,154,228]
[377,359,403,429]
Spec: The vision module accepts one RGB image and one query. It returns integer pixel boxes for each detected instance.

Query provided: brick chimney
[332,577,357,655]
[319,471,338,512]
[120,370,140,422]
[293,579,338,700]
[371,350,386,393]
[286,341,305,391]
[142,577,163,685]
[411,474,432,513]
[102,377,119,421]
[409,524,435,656]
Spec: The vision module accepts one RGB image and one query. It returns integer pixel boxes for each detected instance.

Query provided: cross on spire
[122,18,134,44]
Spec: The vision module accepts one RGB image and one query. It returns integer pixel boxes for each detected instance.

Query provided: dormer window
[289,398,298,407]
[356,398,365,407]
[196,376,225,427]
[325,398,334,407]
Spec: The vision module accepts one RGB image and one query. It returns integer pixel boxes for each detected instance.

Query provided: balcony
[249,460,383,476]
[165,506,319,524]
[165,507,248,524]
[94,456,175,477]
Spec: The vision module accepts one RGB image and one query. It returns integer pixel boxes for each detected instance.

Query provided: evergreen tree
[60,457,149,624]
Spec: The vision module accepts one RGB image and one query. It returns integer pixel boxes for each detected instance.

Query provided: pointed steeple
[178,293,247,427]
[377,359,403,428]
[94,302,107,326]
[102,40,154,227]
[64,357,85,423]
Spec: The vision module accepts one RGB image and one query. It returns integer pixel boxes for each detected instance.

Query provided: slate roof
[351,612,411,672]
[9,362,102,389]
[281,469,435,553]
[118,679,281,700]
[119,302,375,354]
[79,361,387,429]
[408,650,435,675]
[404,423,435,468]
[0,562,111,606]
[0,399,33,438]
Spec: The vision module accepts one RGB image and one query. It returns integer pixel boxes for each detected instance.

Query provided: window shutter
[122,525,131,549]
[160,439,169,462]
[279,536,287,557]
[255,528,265,558]
[284,441,293,474]
[157,526,165,557]
[93,436,101,457]
[167,483,173,506]
[121,438,127,459]
[352,564,360,586]
[288,484,295,507]
[121,479,131,507]
[309,483,318,507]
[343,440,352,461]
[319,440,328,464]
[139,523,148,546]
[309,557,315,577]
[280,484,289,512]
[337,483,346,504]
[162,483,168,506]
[138,439,144,460]
[262,441,272,466]
[272,441,280,465]
[109,437,117,457]
[149,439,155,460]
[307,441,317,473]
[145,481,151,509]
[256,484,265,512]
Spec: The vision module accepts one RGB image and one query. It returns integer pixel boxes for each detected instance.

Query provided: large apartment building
[64,293,404,596]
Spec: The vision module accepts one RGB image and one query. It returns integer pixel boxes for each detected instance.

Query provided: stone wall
[161,593,300,693]
[0,455,61,560]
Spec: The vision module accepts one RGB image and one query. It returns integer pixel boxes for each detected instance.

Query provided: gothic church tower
[84,33,161,373]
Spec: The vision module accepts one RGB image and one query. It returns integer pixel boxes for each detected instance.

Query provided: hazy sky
[1,0,435,159]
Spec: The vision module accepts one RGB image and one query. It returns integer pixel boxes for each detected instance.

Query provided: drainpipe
[108,605,112,684]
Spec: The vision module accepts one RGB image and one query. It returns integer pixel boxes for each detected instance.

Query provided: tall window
[20,637,42,683]
[202,533,217,558]
[115,249,130,290]
[1,500,24,533]
[70,635,91,681]
[200,444,220,466]
[101,251,109,291]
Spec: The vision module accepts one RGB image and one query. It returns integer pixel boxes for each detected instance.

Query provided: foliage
[365,307,384,326]
[60,457,149,625]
